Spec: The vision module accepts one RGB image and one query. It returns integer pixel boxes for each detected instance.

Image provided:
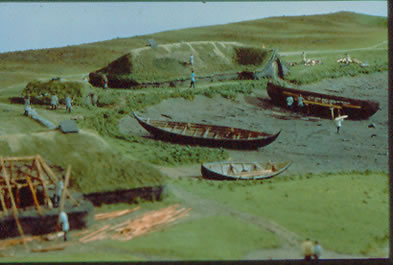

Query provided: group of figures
[301,238,323,260]
[23,94,73,115]
[49,94,73,113]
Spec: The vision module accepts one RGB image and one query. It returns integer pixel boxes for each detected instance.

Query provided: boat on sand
[133,112,281,149]
[201,161,292,180]
[266,81,379,120]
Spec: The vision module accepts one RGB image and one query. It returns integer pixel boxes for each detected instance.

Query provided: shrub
[22,79,90,105]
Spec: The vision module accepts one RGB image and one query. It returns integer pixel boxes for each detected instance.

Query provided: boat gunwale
[133,112,281,142]
[201,161,292,180]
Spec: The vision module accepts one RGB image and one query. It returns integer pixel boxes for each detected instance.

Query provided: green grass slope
[95,42,272,83]
[0,131,166,193]
[0,12,386,87]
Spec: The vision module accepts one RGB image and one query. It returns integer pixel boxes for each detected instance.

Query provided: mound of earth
[0,130,165,193]
[89,41,288,88]
[120,72,388,177]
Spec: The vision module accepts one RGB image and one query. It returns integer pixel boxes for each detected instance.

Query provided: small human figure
[297,94,304,112]
[53,178,64,208]
[302,51,307,64]
[286,96,294,110]
[24,96,31,116]
[51,94,58,110]
[65,95,72,113]
[345,53,352,64]
[301,238,313,261]
[58,211,69,241]
[190,70,196,88]
[190,55,194,65]
[312,240,323,260]
[102,76,108,89]
[335,116,346,134]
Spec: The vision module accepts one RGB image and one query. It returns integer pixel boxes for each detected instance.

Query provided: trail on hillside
[167,184,370,260]
[168,184,302,246]
[279,40,387,57]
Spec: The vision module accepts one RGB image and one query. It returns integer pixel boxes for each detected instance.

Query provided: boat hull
[201,161,291,180]
[266,81,379,120]
[133,112,280,150]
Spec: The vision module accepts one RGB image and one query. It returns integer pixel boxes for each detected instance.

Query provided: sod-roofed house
[89,41,288,89]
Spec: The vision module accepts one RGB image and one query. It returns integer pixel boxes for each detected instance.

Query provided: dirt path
[168,184,369,260]
[279,40,387,56]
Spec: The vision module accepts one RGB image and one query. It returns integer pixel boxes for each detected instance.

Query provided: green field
[1,171,388,261]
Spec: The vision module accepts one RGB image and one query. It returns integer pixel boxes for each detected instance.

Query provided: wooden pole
[9,161,13,180]
[3,156,38,162]
[38,156,79,206]
[59,165,71,214]
[0,189,8,215]
[26,176,43,215]
[34,157,53,209]
[0,158,28,250]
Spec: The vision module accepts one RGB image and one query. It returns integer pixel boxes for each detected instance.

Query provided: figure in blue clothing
[53,178,64,208]
[190,71,196,88]
[24,96,31,116]
[65,95,72,113]
[190,55,194,65]
[58,211,69,241]
[286,96,294,110]
[297,94,305,112]
[51,94,58,110]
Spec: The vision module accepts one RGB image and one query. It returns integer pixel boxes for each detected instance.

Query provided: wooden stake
[3,156,37,162]
[26,176,43,215]
[59,165,71,214]
[0,158,28,250]
[9,161,13,180]
[0,189,8,215]
[34,157,53,209]
[38,156,79,207]
[36,155,58,183]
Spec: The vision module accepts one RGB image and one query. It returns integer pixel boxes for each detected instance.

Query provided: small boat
[133,112,281,149]
[266,81,379,120]
[201,161,292,180]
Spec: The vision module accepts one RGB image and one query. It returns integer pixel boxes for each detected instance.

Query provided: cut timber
[34,158,53,209]
[0,158,28,250]
[0,189,8,215]
[31,243,69,253]
[37,155,79,206]
[26,176,43,215]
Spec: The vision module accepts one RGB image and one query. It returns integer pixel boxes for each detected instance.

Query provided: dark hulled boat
[266,81,379,120]
[133,112,280,150]
[201,161,291,180]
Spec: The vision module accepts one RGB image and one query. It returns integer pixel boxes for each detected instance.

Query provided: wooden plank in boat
[342,104,361,109]
[303,99,343,109]
[202,128,209,138]
[238,169,272,177]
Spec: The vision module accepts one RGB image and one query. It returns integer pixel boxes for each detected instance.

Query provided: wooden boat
[201,161,292,180]
[133,112,281,149]
[266,81,379,120]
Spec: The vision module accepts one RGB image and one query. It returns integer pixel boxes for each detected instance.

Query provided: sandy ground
[120,72,389,177]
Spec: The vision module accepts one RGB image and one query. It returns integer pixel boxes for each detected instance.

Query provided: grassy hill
[93,41,274,83]
[0,12,387,87]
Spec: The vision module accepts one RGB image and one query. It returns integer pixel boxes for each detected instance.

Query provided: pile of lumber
[80,204,191,243]
[0,235,40,250]
[94,207,140,221]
